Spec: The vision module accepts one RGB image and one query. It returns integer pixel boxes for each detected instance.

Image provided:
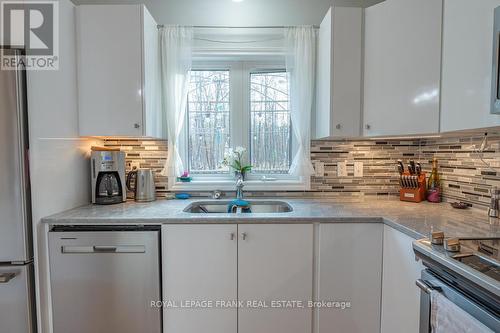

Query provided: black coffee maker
[91,150,126,204]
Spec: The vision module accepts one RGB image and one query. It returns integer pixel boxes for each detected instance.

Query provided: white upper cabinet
[440,0,500,132]
[363,0,442,136]
[315,6,363,139]
[76,5,163,138]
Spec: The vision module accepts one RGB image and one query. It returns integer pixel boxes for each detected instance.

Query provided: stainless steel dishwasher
[49,226,162,333]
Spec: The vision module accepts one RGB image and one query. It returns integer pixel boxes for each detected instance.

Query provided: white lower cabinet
[161,223,419,333]
[162,225,238,333]
[161,224,313,333]
[238,224,313,333]
[380,225,424,333]
[317,223,383,333]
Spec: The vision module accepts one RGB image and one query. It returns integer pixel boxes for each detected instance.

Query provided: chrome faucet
[236,176,244,200]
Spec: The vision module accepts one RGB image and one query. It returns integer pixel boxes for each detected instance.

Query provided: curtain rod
[157,24,319,29]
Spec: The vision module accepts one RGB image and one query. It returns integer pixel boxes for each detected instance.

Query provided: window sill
[169,178,310,192]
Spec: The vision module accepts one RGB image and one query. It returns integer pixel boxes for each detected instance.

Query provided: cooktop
[453,239,500,282]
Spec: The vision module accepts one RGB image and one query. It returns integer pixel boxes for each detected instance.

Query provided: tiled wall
[418,133,500,208]
[103,139,169,198]
[103,131,500,210]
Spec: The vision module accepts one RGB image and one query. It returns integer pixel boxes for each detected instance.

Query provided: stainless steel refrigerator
[0,48,37,333]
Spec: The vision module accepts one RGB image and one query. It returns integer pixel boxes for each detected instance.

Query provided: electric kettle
[126,168,156,202]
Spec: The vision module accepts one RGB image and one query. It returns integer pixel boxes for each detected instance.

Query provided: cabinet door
[380,225,424,333]
[315,7,362,139]
[318,223,383,333]
[238,224,313,333]
[440,0,500,131]
[77,5,144,136]
[162,225,237,333]
[142,6,163,138]
[363,0,442,136]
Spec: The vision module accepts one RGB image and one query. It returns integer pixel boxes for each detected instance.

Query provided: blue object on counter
[175,193,191,199]
[178,176,192,182]
[227,199,252,213]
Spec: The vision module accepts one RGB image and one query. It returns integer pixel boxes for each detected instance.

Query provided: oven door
[416,269,499,333]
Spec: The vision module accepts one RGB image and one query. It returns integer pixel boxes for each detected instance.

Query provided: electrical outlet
[129,161,140,170]
[337,161,347,177]
[354,161,364,177]
[314,161,325,177]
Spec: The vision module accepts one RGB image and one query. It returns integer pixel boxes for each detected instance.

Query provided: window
[250,71,291,173]
[179,61,304,189]
[187,70,231,174]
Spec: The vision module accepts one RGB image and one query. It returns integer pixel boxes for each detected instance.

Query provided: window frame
[170,59,310,191]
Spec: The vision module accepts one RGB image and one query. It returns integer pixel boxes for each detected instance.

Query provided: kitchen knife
[397,160,404,175]
[407,164,414,175]
[410,160,416,175]
[415,163,422,175]
[397,164,404,175]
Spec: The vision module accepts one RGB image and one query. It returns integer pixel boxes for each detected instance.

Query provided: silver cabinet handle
[365,124,371,130]
[230,233,235,240]
[241,232,247,240]
[336,124,342,130]
[0,272,17,283]
[134,123,140,129]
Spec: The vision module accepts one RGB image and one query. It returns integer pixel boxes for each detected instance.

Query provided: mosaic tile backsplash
[103,130,500,211]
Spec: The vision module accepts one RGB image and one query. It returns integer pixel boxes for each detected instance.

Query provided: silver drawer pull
[62,245,146,254]
[0,272,17,283]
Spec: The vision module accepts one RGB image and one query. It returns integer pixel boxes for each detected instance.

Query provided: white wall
[440,0,500,132]
[26,1,97,332]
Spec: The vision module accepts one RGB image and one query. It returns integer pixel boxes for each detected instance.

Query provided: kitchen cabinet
[317,223,383,333]
[440,0,500,132]
[162,225,237,333]
[363,0,442,136]
[315,6,363,138]
[238,224,313,333]
[76,4,162,138]
[380,225,424,333]
[161,224,313,333]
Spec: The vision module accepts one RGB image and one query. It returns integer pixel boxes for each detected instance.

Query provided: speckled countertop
[42,197,500,240]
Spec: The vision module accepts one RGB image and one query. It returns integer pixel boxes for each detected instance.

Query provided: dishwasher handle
[93,246,117,252]
[61,245,146,254]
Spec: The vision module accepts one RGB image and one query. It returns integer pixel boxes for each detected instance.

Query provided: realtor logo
[1,0,59,70]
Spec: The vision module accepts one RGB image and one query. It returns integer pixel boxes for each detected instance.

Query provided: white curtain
[159,26,193,178]
[285,26,316,178]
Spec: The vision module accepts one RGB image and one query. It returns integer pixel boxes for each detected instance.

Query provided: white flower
[235,146,246,154]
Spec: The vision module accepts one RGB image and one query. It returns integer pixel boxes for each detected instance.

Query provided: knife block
[399,173,426,203]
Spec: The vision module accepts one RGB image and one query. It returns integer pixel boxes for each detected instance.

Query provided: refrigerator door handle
[0,272,18,283]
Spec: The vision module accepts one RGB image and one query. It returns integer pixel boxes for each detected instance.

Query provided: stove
[413,234,500,332]
[452,239,500,282]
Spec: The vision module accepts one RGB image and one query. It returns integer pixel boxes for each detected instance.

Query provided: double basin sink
[183,200,293,214]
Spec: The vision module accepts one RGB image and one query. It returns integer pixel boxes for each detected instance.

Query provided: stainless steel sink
[183,200,293,214]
